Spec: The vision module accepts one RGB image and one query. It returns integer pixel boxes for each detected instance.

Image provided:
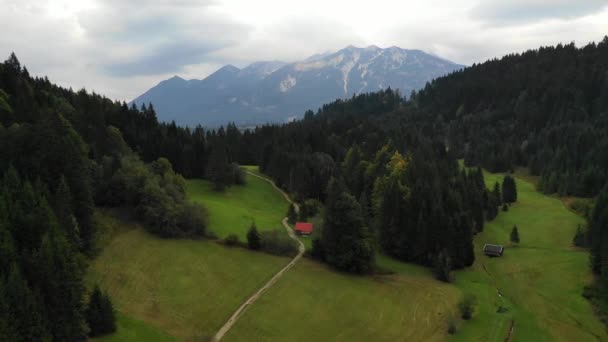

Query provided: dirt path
[504,320,515,342]
[212,172,304,342]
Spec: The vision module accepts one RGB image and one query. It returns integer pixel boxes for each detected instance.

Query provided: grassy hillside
[94,312,175,342]
[186,168,288,240]
[224,169,606,341]
[452,171,606,341]
[223,257,460,342]
[91,166,605,341]
[88,211,290,341]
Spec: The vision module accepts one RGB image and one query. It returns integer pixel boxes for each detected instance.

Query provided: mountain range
[132,45,465,126]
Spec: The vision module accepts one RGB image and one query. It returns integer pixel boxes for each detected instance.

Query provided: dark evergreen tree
[590,185,608,277]
[206,144,232,191]
[85,286,116,337]
[287,204,297,224]
[321,178,375,274]
[502,175,517,203]
[434,250,452,282]
[510,225,520,243]
[246,223,261,250]
[493,182,502,205]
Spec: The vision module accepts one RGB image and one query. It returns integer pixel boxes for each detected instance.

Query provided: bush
[177,202,208,236]
[447,315,457,334]
[459,293,476,320]
[573,224,588,247]
[260,229,298,256]
[97,155,208,238]
[224,234,240,246]
[502,203,509,212]
[570,199,593,218]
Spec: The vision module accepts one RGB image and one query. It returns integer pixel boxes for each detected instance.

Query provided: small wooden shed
[483,244,504,257]
[294,222,313,236]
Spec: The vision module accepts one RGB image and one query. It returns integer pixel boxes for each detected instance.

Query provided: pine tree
[321,178,375,274]
[502,175,517,203]
[298,203,308,222]
[54,175,81,248]
[434,249,452,282]
[4,263,50,341]
[35,225,87,341]
[205,144,231,191]
[287,203,297,224]
[493,181,502,205]
[246,222,261,250]
[510,225,520,243]
[86,286,116,337]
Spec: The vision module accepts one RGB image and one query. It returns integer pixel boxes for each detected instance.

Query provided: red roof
[294,222,313,233]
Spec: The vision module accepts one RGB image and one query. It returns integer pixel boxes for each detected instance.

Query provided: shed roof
[483,244,504,253]
[294,222,313,233]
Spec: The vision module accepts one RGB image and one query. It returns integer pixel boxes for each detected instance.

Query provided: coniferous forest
[1,36,608,338]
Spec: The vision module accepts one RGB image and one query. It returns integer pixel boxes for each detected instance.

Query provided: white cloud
[0,0,607,101]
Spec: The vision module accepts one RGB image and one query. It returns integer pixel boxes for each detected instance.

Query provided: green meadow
[224,169,606,341]
[93,312,175,342]
[88,211,290,341]
[186,168,288,241]
[452,170,606,341]
[224,257,460,342]
[90,165,606,341]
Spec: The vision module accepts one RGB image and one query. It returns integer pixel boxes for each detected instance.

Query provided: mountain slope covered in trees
[0,54,209,341]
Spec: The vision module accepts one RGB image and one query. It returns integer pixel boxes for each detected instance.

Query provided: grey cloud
[210,15,365,64]
[79,1,251,77]
[471,0,608,25]
[103,42,226,76]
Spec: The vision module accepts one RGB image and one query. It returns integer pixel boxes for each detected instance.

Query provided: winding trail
[212,171,305,342]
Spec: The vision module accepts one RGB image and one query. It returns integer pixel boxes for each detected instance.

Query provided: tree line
[0,53,211,340]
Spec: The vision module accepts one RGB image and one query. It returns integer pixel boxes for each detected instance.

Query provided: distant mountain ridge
[132,45,465,126]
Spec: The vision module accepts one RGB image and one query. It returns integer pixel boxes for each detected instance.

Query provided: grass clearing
[224,258,460,342]
[186,168,288,240]
[93,312,175,342]
[452,170,606,341]
[88,211,290,341]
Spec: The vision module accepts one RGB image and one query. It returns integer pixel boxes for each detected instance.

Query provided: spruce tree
[493,181,502,205]
[205,144,231,191]
[246,222,261,250]
[510,225,520,243]
[54,175,81,248]
[287,203,297,224]
[321,178,375,274]
[86,286,116,337]
[36,224,87,341]
[434,250,452,282]
[502,175,517,203]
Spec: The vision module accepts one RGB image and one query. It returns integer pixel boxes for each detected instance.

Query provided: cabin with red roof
[294,222,313,236]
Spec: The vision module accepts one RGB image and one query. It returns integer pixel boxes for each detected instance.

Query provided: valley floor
[452,171,607,341]
[90,167,607,341]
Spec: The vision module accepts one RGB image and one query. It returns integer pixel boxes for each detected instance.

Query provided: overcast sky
[1,0,607,101]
